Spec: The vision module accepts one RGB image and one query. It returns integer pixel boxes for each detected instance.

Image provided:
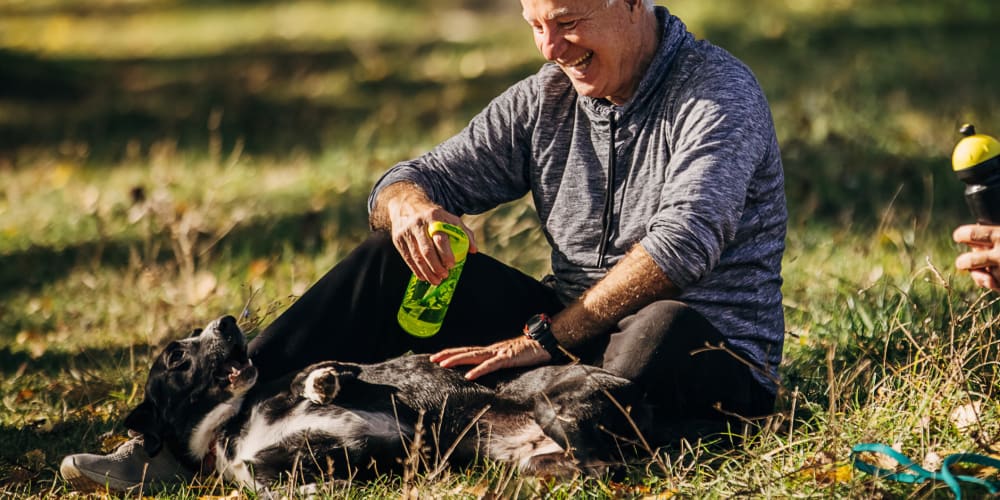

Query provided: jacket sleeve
[640,57,776,289]
[367,74,540,217]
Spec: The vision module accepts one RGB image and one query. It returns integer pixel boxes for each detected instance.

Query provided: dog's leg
[291,362,363,405]
[293,363,344,405]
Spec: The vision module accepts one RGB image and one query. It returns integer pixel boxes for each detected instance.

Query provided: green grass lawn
[3,0,1000,497]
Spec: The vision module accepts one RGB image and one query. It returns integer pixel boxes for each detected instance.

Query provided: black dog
[124,315,649,490]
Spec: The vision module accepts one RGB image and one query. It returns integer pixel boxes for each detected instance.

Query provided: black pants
[248,232,774,427]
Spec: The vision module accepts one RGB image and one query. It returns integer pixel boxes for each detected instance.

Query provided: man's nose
[538,29,566,61]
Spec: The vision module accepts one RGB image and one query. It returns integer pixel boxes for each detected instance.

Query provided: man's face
[521,0,648,104]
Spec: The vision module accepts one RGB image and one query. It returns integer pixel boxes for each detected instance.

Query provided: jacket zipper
[597,112,616,267]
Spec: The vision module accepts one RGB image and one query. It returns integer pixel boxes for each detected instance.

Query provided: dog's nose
[218,315,239,338]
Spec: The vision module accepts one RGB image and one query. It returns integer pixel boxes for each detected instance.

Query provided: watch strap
[523,314,565,361]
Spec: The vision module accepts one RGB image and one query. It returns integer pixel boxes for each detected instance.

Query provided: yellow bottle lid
[953,124,1000,171]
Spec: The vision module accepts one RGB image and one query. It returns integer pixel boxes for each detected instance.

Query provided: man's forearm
[551,243,678,350]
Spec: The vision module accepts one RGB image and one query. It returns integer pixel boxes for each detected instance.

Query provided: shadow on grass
[0,344,151,379]
[0,41,539,162]
[0,0,512,17]
[0,187,372,303]
[0,343,153,494]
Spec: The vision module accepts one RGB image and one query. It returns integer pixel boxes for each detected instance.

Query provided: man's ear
[123,401,164,456]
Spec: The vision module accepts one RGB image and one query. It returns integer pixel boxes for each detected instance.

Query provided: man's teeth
[564,52,592,67]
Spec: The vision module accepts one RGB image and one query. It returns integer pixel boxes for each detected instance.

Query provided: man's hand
[372,182,477,284]
[429,336,551,380]
[953,224,1000,291]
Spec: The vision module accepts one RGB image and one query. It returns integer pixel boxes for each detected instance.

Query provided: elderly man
[62,0,786,491]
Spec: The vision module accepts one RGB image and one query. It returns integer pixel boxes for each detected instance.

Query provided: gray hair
[606,0,655,11]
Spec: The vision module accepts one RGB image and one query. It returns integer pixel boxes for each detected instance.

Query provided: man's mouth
[559,51,593,72]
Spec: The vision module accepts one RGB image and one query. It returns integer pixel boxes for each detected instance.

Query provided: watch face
[526,313,549,334]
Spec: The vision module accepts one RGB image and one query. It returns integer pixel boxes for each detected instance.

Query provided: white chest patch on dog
[189,397,245,460]
[215,400,410,487]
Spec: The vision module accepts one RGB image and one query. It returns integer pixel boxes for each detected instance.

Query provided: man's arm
[370,181,477,285]
[551,242,678,350]
[431,242,677,379]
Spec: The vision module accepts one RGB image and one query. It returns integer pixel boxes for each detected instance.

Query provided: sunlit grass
[4,0,1000,497]
[0,1,532,59]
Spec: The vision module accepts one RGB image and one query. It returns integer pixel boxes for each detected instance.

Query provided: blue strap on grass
[851,443,1000,499]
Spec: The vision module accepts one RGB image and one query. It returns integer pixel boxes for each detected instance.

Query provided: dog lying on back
[123,315,650,490]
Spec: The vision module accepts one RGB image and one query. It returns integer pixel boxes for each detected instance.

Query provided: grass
[3,0,1000,497]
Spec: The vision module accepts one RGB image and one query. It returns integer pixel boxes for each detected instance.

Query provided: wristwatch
[523,313,564,361]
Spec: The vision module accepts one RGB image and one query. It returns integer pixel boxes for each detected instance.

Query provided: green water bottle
[397,221,469,337]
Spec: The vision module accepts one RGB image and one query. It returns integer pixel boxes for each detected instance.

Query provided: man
[61,0,786,492]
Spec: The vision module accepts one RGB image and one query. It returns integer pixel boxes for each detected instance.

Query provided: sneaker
[60,436,193,493]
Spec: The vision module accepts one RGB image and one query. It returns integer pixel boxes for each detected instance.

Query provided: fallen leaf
[248,259,269,281]
[951,402,983,431]
[799,451,853,485]
[100,432,129,453]
[16,389,34,402]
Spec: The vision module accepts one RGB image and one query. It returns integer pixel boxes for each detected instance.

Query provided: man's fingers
[956,249,1000,271]
[465,358,505,381]
[954,224,1000,246]
[457,221,478,254]
[433,349,491,368]
[428,346,477,363]
[970,269,1000,291]
[395,225,449,283]
[431,231,456,269]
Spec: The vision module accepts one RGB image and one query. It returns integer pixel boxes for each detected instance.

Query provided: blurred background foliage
[2,0,998,225]
[3,0,1000,494]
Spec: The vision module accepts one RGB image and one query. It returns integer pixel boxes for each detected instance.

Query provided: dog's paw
[520,451,581,479]
[302,367,341,405]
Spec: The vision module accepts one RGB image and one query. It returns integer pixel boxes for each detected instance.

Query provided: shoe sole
[60,456,137,493]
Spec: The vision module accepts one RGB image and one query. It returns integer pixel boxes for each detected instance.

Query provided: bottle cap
[953,124,1000,171]
[427,221,469,262]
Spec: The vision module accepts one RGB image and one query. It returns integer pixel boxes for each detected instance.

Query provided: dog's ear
[123,401,164,456]
[189,328,203,338]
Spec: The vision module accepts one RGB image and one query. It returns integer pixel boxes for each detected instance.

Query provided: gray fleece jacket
[369,7,786,392]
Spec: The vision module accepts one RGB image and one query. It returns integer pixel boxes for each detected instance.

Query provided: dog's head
[124,315,257,458]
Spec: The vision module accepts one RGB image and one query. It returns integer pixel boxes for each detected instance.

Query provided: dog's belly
[216,399,410,486]
[479,413,564,468]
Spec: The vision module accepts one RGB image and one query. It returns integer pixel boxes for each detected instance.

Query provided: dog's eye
[165,349,187,369]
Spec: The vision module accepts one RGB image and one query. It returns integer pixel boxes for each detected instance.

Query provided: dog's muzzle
[209,316,257,393]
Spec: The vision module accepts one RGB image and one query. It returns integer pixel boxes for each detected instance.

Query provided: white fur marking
[486,420,565,469]
[214,400,410,488]
[188,397,245,459]
[302,367,340,404]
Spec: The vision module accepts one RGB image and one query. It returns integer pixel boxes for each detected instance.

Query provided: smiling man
[523,0,661,104]
[63,0,786,492]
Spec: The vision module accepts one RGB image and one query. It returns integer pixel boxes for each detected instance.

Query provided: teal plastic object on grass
[851,442,1000,498]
